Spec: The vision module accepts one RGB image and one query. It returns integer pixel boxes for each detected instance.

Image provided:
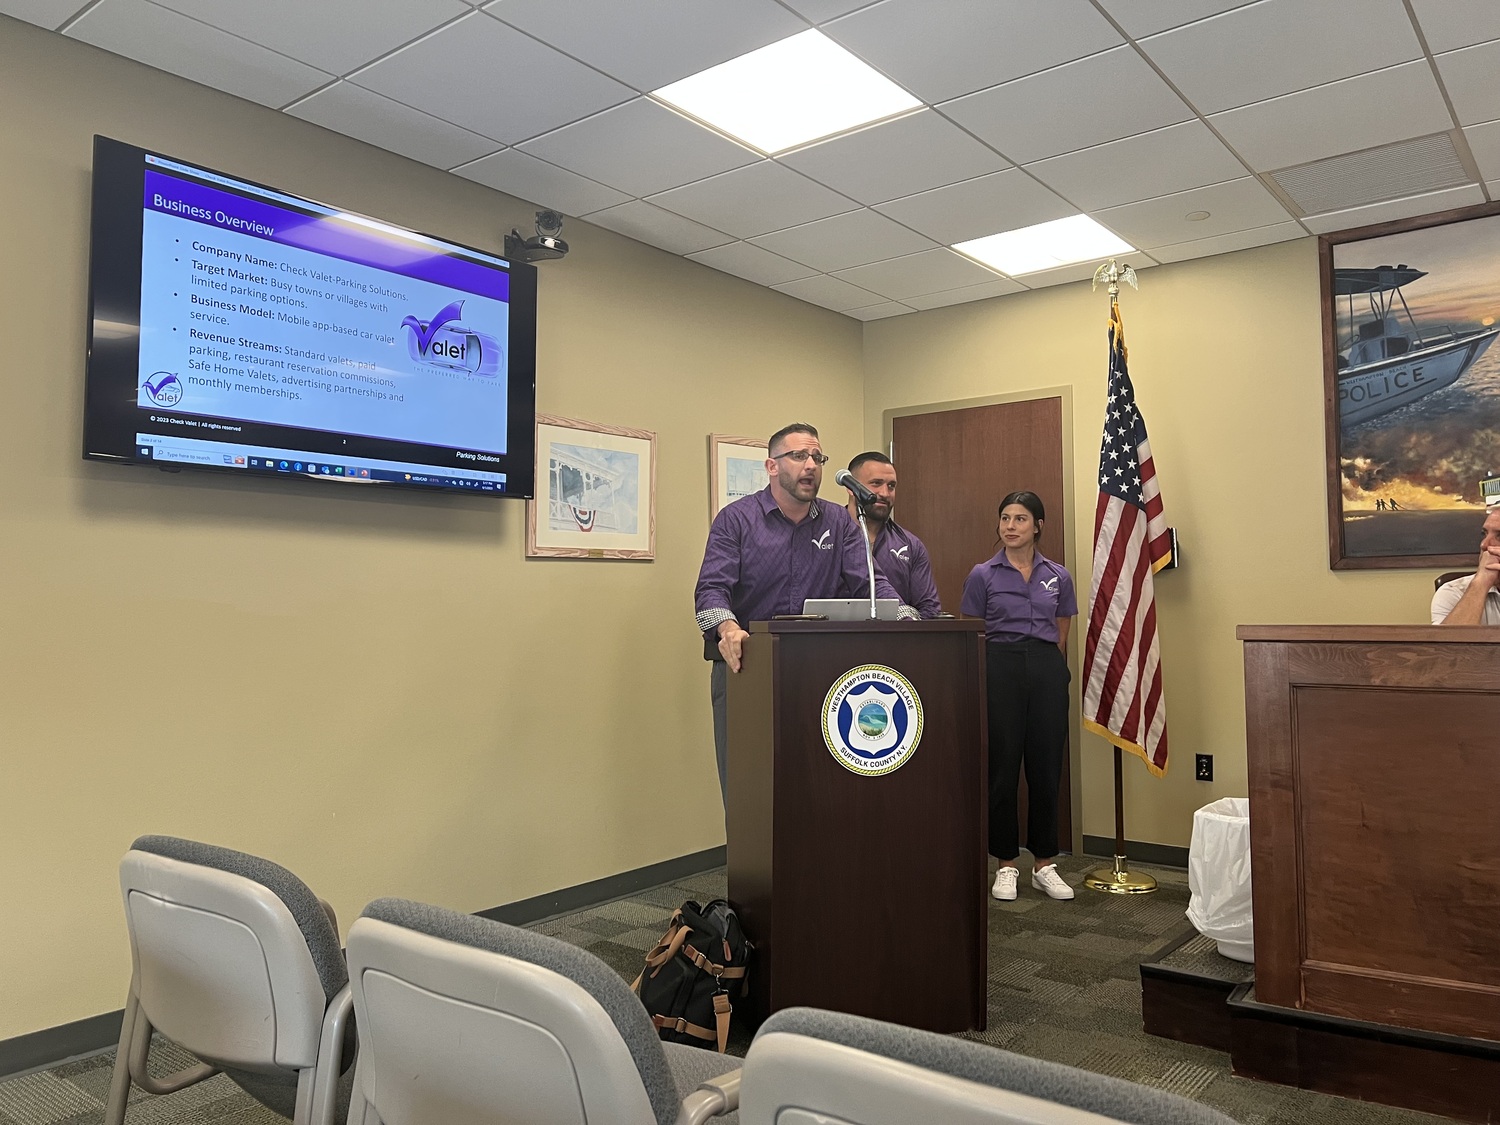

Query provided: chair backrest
[120,835,346,1072]
[346,897,681,1125]
[741,1008,1239,1125]
[1435,570,1469,591]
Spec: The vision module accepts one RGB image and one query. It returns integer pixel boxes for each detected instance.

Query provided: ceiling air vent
[1266,132,1471,217]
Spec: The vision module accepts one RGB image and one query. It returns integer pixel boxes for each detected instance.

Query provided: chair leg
[102,994,140,1125]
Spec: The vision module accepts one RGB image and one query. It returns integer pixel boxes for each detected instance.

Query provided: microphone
[834,468,877,506]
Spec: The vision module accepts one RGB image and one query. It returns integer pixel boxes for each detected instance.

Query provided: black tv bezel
[83,135,538,499]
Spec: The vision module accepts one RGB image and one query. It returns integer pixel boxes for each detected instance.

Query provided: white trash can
[1186,797,1254,963]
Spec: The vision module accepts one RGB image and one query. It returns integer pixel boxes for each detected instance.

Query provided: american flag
[1082,301,1172,777]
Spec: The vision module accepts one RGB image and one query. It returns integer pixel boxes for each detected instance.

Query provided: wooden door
[892,398,1072,852]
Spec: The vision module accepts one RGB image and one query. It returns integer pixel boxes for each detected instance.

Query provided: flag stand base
[1084,855,1158,895]
[1085,747,1158,894]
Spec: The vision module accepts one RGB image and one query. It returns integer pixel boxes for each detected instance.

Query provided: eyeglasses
[772,450,829,465]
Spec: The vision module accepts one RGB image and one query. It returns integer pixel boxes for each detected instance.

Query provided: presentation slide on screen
[136,169,511,456]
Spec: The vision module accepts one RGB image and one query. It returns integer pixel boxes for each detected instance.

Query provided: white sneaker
[1031,864,1075,901]
[991,867,1019,901]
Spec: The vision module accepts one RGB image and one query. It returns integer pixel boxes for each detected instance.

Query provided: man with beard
[842,451,943,619]
[1432,502,1500,625]
[695,423,914,804]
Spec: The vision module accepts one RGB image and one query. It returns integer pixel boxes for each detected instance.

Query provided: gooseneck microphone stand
[856,501,878,620]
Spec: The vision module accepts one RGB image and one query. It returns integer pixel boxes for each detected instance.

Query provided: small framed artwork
[527,415,656,559]
[1321,201,1500,569]
[709,433,767,519]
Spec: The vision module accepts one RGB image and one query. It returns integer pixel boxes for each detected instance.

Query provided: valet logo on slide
[401,300,502,377]
[142,371,183,407]
[821,664,924,777]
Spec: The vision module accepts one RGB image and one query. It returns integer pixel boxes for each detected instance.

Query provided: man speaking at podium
[1432,502,1500,625]
[695,423,915,803]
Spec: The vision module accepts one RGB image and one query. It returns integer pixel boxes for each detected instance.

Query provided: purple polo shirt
[695,487,900,631]
[960,550,1077,643]
[860,521,942,618]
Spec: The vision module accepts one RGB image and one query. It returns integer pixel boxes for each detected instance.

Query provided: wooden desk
[1239,625,1500,1041]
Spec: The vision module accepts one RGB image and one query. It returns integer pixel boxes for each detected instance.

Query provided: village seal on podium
[820,664,924,777]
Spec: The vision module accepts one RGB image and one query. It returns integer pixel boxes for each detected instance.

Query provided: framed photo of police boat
[1321,201,1500,569]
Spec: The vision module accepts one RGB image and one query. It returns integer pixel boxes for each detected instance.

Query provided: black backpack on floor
[631,899,751,1052]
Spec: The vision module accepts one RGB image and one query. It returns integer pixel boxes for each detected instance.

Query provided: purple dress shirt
[695,487,903,635]
[870,521,942,618]
[960,550,1078,643]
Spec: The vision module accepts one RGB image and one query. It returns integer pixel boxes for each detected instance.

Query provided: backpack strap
[713,992,731,1053]
[681,945,746,979]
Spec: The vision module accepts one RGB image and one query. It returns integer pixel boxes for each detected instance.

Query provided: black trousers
[986,639,1070,862]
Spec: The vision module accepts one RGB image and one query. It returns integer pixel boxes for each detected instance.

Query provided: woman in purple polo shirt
[960,491,1078,904]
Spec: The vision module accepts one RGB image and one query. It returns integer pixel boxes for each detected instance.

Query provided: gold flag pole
[1083,259,1157,896]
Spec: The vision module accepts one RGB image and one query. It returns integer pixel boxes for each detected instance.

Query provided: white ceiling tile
[749,209,936,272]
[772,273,884,312]
[519,99,758,198]
[686,242,818,286]
[1464,121,1500,182]
[1025,121,1245,211]
[348,11,631,143]
[1209,62,1452,172]
[1140,0,1423,114]
[823,0,1121,105]
[453,149,630,215]
[486,0,805,90]
[873,169,1076,245]
[1016,257,1154,290]
[833,248,1004,301]
[647,161,857,239]
[940,46,1193,165]
[1093,177,1293,248]
[1148,221,1305,263]
[287,81,499,170]
[66,0,332,108]
[583,199,733,255]
[1435,40,1500,126]
[1299,184,1486,235]
[845,301,916,321]
[1409,0,1500,53]
[1093,0,1257,39]
[0,0,90,29]
[148,0,467,75]
[904,277,1026,310]
[779,110,1009,205]
[777,0,876,23]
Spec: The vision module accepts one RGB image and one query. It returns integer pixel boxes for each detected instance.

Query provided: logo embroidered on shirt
[813,530,834,550]
[890,545,910,561]
[1042,576,1060,590]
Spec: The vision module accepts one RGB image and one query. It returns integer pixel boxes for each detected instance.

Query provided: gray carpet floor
[0,855,1453,1124]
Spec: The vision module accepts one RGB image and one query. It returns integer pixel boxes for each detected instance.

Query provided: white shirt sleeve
[1430,576,1471,624]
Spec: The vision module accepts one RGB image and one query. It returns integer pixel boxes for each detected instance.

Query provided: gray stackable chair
[345,897,742,1125]
[104,835,354,1125]
[740,1008,1239,1125]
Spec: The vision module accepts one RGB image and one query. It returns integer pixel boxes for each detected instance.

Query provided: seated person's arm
[1434,545,1500,625]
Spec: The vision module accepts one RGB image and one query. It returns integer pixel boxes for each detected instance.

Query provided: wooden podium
[726,618,987,1034]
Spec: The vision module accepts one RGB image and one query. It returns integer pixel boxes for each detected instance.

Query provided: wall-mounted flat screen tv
[84,135,536,497]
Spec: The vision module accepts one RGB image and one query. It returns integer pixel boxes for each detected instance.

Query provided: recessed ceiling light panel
[954,215,1134,277]
[653,30,921,155]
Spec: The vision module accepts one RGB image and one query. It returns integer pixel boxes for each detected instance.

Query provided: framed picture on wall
[527,415,656,559]
[1321,201,1500,569]
[709,433,767,519]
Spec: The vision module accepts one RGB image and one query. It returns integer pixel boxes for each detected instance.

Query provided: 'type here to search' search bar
[151,446,222,465]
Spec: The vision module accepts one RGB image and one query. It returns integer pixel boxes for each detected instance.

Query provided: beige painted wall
[0,18,865,1039]
[863,239,1443,850]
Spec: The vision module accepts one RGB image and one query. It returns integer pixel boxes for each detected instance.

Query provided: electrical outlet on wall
[1195,754,1213,782]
